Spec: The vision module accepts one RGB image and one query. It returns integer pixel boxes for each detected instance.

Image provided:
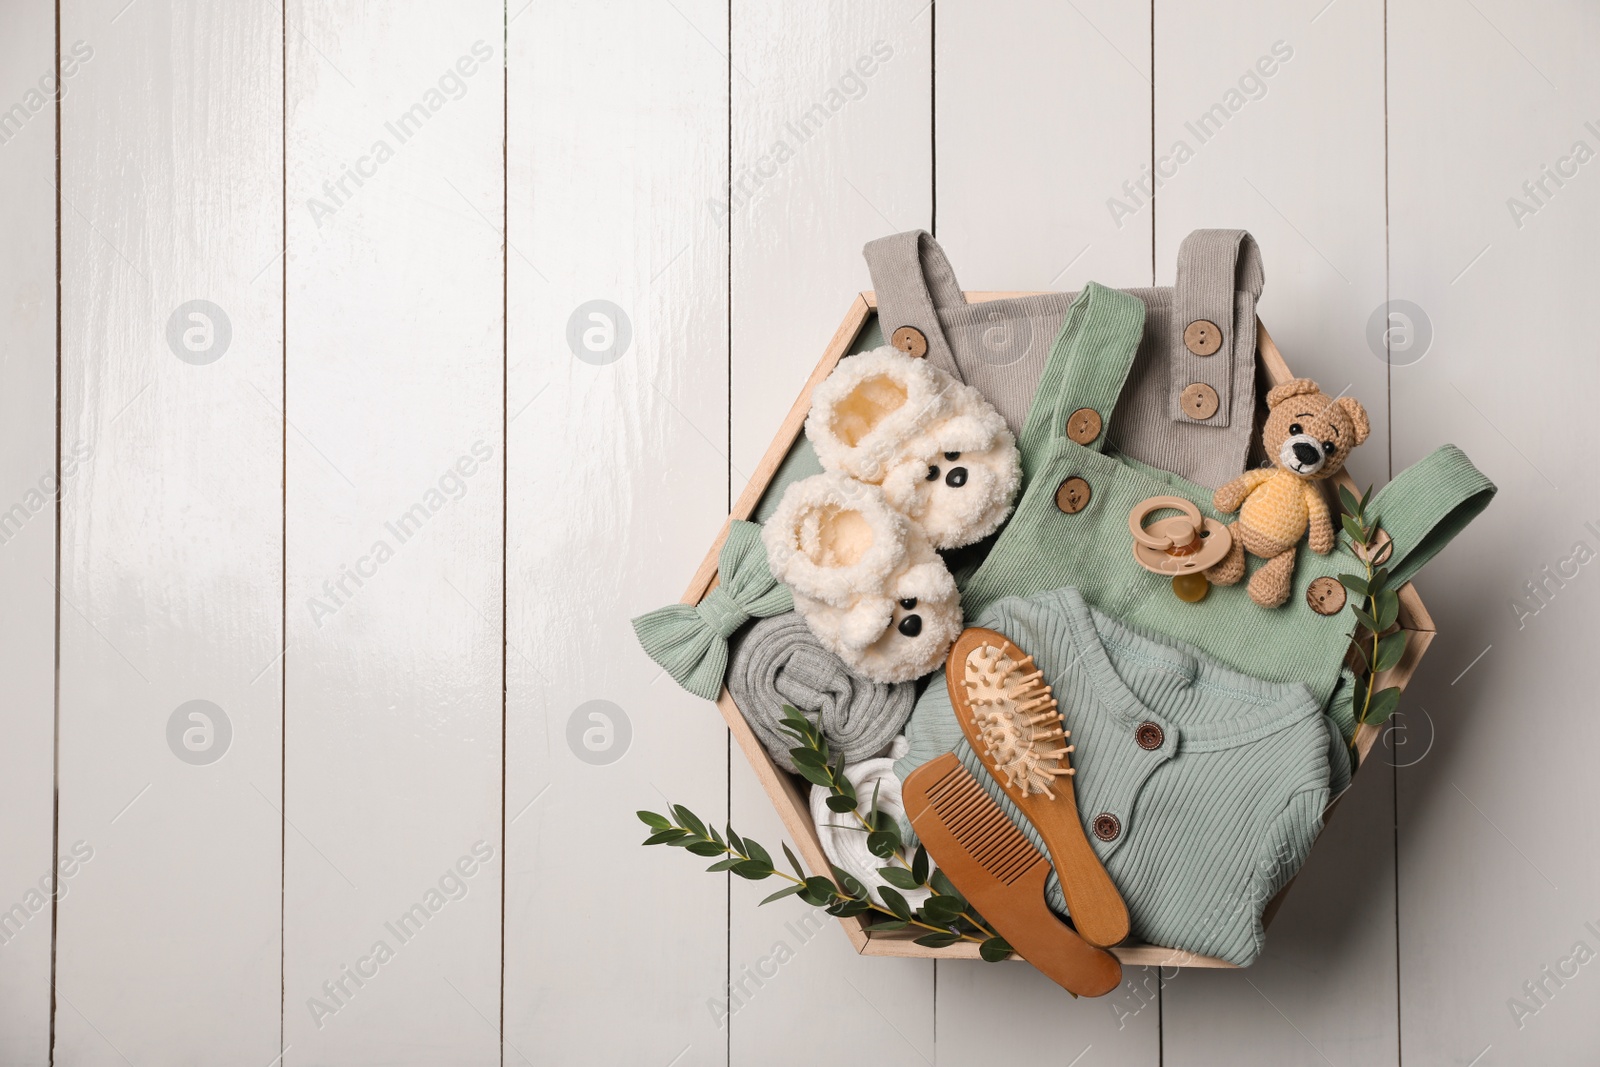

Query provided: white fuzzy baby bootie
[805,346,1020,550]
[762,472,962,684]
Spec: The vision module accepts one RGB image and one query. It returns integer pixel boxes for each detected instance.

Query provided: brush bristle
[962,641,1073,798]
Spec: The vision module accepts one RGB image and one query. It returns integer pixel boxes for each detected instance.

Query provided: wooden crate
[682,292,1435,969]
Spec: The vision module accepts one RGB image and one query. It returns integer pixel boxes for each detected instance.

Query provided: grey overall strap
[1169,229,1264,429]
[861,229,965,379]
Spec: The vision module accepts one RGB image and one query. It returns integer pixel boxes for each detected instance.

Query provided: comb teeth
[924,763,1041,886]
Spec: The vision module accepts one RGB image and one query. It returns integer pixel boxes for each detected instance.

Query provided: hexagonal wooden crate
[682,292,1435,968]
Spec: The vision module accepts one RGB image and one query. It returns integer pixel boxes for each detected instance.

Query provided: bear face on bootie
[1207,378,1370,607]
[805,346,1020,550]
[763,472,963,683]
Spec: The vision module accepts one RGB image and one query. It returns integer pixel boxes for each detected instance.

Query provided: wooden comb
[903,753,1122,997]
[947,627,1130,948]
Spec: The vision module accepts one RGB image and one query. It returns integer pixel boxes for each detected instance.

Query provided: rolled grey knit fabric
[727,613,916,773]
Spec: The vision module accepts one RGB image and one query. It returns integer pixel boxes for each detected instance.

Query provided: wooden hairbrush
[903,753,1121,997]
[947,627,1130,948]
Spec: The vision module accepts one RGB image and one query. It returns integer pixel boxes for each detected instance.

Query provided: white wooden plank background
[0,1,60,1061]
[55,3,284,1065]
[1,1,1596,1064]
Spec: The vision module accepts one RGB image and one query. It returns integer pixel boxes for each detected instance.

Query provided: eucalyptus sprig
[774,704,1005,955]
[1337,484,1406,762]
[638,703,1013,961]
[636,804,1011,960]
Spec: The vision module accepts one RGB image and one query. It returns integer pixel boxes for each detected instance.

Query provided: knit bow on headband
[631,520,794,699]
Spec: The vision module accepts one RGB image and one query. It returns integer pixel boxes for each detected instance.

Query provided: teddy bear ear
[1266,378,1322,410]
[1337,396,1371,445]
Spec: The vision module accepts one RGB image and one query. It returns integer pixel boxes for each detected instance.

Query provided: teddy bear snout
[1281,434,1327,475]
[944,466,968,488]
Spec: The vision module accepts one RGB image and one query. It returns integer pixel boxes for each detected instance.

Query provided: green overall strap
[1358,445,1496,586]
[1017,282,1147,484]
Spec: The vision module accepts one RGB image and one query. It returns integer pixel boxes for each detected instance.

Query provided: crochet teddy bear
[1207,378,1370,608]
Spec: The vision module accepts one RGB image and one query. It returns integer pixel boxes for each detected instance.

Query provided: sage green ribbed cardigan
[896,587,1336,966]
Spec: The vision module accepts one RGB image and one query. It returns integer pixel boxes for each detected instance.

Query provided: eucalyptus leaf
[878,886,913,921]
[783,842,806,880]
[1351,607,1381,634]
[1366,686,1402,725]
[1337,573,1369,597]
[731,859,772,880]
[1374,631,1407,673]
[637,811,670,830]
[671,805,707,839]
[727,825,745,855]
[804,876,839,902]
[1337,484,1361,518]
[743,838,773,868]
[1375,588,1400,631]
[825,794,859,814]
[929,870,965,906]
[918,895,966,924]
[759,883,806,906]
[705,858,742,873]
[833,899,872,917]
[685,841,727,858]
[830,865,868,900]
[790,747,829,769]
[912,845,930,886]
[870,919,910,931]
[866,831,898,860]
[1341,513,1367,544]
[913,932,962,949]
[979,936,1013,963]
[779,704,814,734]
[794,763,835,789]
[642,829,688,846]
[878,866,921,891]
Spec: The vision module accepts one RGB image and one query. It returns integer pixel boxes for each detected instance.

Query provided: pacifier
[1128,496,1233,602]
